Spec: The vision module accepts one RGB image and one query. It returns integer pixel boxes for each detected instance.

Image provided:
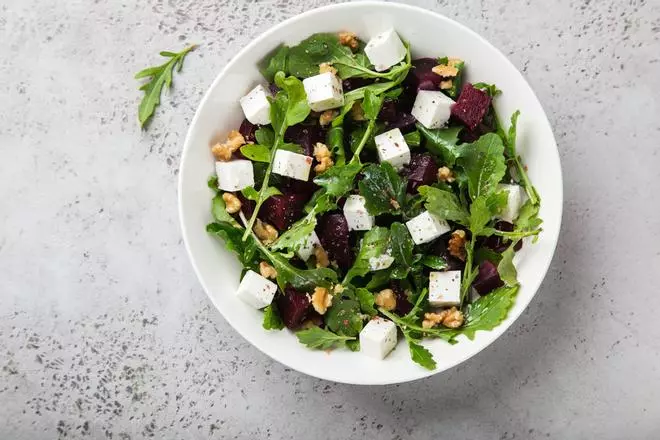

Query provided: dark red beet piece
[277,286,311,329]
[378,100,398,122]
[260,193,307,231]
[451,83,492,130]
[284,125,325,157]
[236,193,255,220]
[417,79,437,92]
[407,58,442,89]
[268,83,280,95]
[472,260,504,295]
[280,176,318,200]
[317,212,353,270]
[238,119,258,143]
[406,153,439,193]
[342,78,371,91]
[390,281,413,316]
[480,221,523,252]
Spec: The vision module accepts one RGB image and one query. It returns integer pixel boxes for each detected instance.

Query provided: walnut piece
[259,261,278,279]
[374,289,397,311]
[350,101,366,121]
[211,129,245,161]
[319,109,338,126]
[447,230,467,261]
[338,31,359,51]
[440,79,453,90]
[447,57,463,68]
[432,64,459,78]
[314,245,330,268]
[311,287,333,315]
[222,193,242,214]
[313,142,334,173]
[254,219,278,244]
[422,307,464,329]
[437,166,456,183]
[319,62,338,75]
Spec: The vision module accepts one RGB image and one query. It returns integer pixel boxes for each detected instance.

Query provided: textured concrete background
[1,0,659,438]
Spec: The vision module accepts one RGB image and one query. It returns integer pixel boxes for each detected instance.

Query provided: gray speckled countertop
[1,0,659,438]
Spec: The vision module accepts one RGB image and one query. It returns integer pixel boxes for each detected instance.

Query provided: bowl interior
[179,2,562,385]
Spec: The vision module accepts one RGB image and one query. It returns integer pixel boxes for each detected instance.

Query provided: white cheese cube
[343,195,375,231]
[215,160,254,192]
[411,90,455,129]
[272,150,313,181]
[360,317,398,359]
[369,252,394,271]
[236,270,277,309]
[239,84,271,125]
[364,28,407,72]
[405,210,451,245]
[302,72,344,112]
[498,184,525,223]
[429,270,462,307]
[374,128,411,170]
[296,231,321,261]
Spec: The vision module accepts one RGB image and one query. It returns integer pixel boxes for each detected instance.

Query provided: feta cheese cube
[364,28,407,72]
[272,149,313,181]
[302,72,344,112]
[215,160,254,192]
[343,195,375,231]
[360,317,398,359]
[369,252,394,271]
[239,84,271,125]
[429,270,462,307]
[411,90,455,129]
[236,270,277,309]
[405,210,451,245]
[296,231,321,261]
[374,128,411,170]
[498,184,525,223]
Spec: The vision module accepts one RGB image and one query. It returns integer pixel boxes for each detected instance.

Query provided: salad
[205,29,542,369]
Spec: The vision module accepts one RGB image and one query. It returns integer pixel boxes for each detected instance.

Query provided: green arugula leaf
[135,44,196,127]
[344,227,390,283]
[460,285,519,340]
[389,223,414,279]
[206,222,258,268]
[255,127,275,146]
[296,326,355,350]
[326,299,364,336]
[267,249,336,291]
[403,130,421,147]
[241,186,281,202]
[406,336,436,370]
[355,288,378,316]
[365,269,392,290]
[259,45,289,81]
[362,89,385,120]
[457,133,507,201]
[273,71,311,126]
[211,195,240,227]
[419,255,448,270]
[497,245,518,286]
[304,190,338,215]
[472,82,502,97]
[515,199,543,233]
[358,162,406,216]
[270,211,317,253]
[416,124,462,165]
[418,186,470,225]
[313,161,363,197]
[207,175,219,191]
[239,144,271,162]
[326,126,346,166]
[262,303,284,330]
[503,111,540,205]
[474,247,503,265]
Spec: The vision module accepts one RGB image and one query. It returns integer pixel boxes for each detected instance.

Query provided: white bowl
[178,2,562,385]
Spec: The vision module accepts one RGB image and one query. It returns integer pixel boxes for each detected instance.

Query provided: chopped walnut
[432,64,459,78]
[319,62,338,75]
[422,307,464,329]
[311,287,333,315]
[437,166,456,183]
[254,219,278,244]
[390,199,400,210]
[314,245,330,268]
[211,129,246,161]
[259,261,278,279]
[350,101,366,121]
[313,142,334,173]
[222,193,242,214]
[447,57,463,68]
[338,31,359,51]
[332,284,345,295]
[319,109,338,126]
[447,230,467,261]
[422,310,447,329]
[374,289,397,311]
[440,79,453,90]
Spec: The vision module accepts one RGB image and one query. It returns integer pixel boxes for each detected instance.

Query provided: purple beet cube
[472,260,504,295]
[407,58,443,89]
[259,193,307,231]
[317,212,353,270]
[451,83,492,130]
[406,153,439,193]
[238,118,258,143]
[390,281,413,316]
[276,286,311,329]
[284,125,326,157]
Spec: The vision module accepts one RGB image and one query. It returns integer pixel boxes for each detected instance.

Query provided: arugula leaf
[406,336,436,370]
[355,288,377,316]
[207,175,219,191]
[497,245,518,286]
[326,299,364,336]
[239,144,271,162]
[260,45,289,81]
[418,186,470,225]
[313,161,363,196]
[389,223,414,279]
[502,111,540,206]
[472,82,502,97]
[206,222,257,268]
[262,303,284,330]
[416,124,462,165]
[273,71,311,127]
[241,186,281,202]
[365,269,392,290]
[515,199,543,232]
[304,190,338,215]
[460,285,519,339]
[255,127,275,146]
[344,227,390,283]
[358,162,406,216]
[474,247,503,265]
[362,88,385,120]
[135,44,196,127]
[270,211,317,253]
[326,126,346,166]
[296,326,355,350]
[419,255,448,270]
[211,195,240,227]
[403,130,421,147]
[457,133,507,201]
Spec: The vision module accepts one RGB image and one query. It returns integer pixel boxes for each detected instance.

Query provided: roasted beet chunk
[260,193,307,231]
[342,78,372,92]
[406,153,439,193]
[378,100,417,132]
[236,192,255,220]
[451,83,492,130]
[317,212,353,270]
[276,286,311,329]
[480,221,523,252]
[390,281,413,316]
[284,125,326,157]
[472,260,504,295]
[238,118,258,143]
[407,58,443,89]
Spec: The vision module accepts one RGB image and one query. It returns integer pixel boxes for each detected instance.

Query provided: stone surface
[1,0,660,438]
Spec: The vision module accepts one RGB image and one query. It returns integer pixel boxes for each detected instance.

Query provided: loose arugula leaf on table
[497,245,518,287]
[358,162,406,216]
[416,124,462,166]
[326,299,364,336]
[262,303,284,330]
[389,223,414,279]
[259,45,289,81]
[211,195,240,227]
[239,144,271,162]
[135,44,197,127]
[418,186,470,225]
[355,288,378,316]
[344,227,390,283]
[296,326,356,350]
